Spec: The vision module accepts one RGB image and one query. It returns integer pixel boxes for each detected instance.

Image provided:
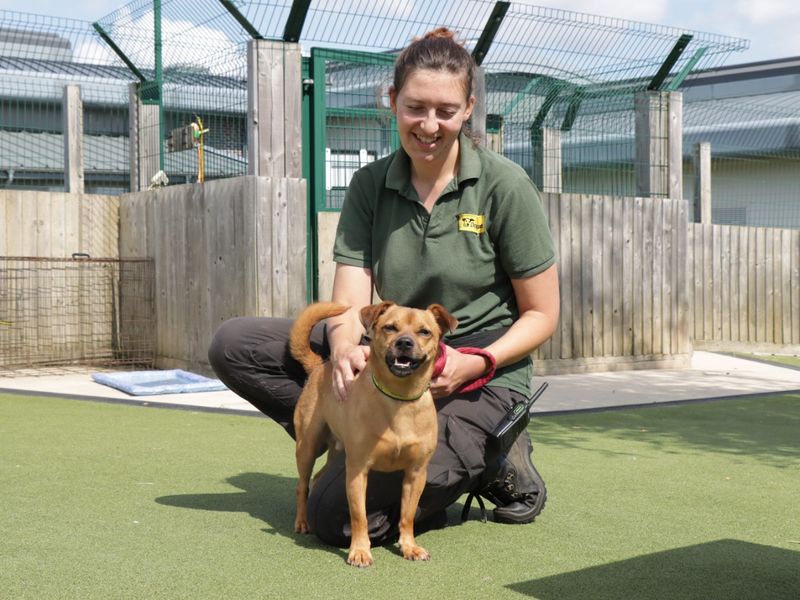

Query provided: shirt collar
[385,132,483,195]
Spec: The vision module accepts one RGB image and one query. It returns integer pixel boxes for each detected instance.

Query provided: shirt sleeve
[488,172,556,279]
[332,168,374,268]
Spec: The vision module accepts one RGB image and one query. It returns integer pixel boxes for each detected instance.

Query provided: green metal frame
[309,47,397,213]
[305,47,398,299]
[154,0,164,171]
[666,46,708,91]
[302,56,315,302]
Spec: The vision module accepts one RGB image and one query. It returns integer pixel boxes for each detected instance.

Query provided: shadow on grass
[532,393,800,469]
[155,472,346,560]
[508,539,800,600]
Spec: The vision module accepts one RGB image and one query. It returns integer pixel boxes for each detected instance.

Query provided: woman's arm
[429,264,560,398]
[327,263,374,401]
[487,264,560,367]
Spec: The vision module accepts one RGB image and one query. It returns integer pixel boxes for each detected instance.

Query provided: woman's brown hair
[393,27,476,101]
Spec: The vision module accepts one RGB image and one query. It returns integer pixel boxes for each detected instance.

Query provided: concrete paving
[1,351,798,416]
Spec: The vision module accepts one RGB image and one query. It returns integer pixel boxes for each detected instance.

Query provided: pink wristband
[430,342,497,393]
[455,347,497,392]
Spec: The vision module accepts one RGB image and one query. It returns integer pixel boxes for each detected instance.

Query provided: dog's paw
[401,544,431,562]
[346,548,374,568]
[294,518,311,534]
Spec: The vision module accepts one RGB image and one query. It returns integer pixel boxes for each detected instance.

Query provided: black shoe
[465,431,547,524]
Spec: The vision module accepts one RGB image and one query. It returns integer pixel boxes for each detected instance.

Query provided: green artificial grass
[1,392,799,599]
[733,353,800,370]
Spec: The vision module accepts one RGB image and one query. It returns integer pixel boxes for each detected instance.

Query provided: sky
[4,0,800,64]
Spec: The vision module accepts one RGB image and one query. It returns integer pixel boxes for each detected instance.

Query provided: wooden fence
[316,193,693,374]
[0,190,118,258]
[688,224,800,352]
[119,175,307,373]
[536,193,691,373]
[4,188,798,375]
[0,190,146,370]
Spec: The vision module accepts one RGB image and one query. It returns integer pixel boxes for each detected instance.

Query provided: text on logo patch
[457,213,485,234]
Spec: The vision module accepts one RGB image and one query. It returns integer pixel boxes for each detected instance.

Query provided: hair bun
[424,27,455,40]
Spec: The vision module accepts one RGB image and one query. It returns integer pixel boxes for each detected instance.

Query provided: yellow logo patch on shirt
[457,213,486,234]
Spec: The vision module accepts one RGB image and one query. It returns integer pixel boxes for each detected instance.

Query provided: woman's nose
[420,110,438,132]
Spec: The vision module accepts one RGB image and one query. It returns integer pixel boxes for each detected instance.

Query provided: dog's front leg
[345,464,373,567]
[398,463,431,561]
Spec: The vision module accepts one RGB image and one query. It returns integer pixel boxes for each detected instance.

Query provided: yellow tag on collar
[457,213,485,234]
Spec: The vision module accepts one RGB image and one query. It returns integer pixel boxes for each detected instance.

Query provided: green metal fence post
[154,0,164,172]
[302,57,316,302]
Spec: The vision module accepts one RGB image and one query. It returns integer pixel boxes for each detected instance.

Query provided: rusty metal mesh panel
[0,257,155,374]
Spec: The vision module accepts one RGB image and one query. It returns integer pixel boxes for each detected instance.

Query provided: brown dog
[289,301,457,567]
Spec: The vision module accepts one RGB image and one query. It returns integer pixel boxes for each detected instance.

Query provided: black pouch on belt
[489,382,548,456]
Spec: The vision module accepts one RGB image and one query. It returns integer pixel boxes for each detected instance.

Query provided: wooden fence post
[128,83,161,192]
[247,40,303,178]
[63,85,84,194]
[693,141,712,223]
[471,66,488,146]
[635,90,683,199]
[532,127,563,193]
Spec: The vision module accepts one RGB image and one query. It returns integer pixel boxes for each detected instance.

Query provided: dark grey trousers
[208,316,521,547]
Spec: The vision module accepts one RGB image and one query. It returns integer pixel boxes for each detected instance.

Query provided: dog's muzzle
[385,335,426,377]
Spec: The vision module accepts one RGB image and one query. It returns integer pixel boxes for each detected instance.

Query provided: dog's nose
[394,336,415,351]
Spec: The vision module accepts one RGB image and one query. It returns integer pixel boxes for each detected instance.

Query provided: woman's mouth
[414,133,439,148]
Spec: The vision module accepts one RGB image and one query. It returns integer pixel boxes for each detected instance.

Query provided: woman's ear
[388,85,398,114]
[464,94,476,120]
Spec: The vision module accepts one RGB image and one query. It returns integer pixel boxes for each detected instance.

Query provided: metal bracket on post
[648,33,693,91]
[92,22,147,83]
[219,0,264,39]
[283,0,312,43]
[472,1,510,66]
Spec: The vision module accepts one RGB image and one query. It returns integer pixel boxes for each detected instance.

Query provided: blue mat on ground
[91,369,227,396]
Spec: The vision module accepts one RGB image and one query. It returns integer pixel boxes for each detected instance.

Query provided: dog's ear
[426,304,458,335]
[360,301,395,331]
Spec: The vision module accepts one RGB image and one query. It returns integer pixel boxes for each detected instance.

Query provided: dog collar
[371,373,428,402]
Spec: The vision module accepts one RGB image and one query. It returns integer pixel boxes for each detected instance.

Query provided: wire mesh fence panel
[5,0,796,219]
[245,0,493,53]
[684,93,800,228]
[484,3,747,199]
[0,10,132,194]
[94,0,253,185]
[311,50,398,210]
[0,257,155,374]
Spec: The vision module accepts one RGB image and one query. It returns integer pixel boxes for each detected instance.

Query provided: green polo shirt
[333,134,556,395]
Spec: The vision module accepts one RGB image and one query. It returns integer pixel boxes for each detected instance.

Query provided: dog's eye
[383,324,398,334]
[418,328,432,337]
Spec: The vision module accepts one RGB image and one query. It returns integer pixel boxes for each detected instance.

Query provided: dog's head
[360,301,457,378]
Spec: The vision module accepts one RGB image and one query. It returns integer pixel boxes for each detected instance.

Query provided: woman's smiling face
[389,68,475,170]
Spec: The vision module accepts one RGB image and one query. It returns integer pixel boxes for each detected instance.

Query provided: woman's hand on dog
[332,342,371,402]
[429,346,491,399]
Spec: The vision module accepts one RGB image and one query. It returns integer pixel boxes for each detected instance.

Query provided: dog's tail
[289,302,350,373]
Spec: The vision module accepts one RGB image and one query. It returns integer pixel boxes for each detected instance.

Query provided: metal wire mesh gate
[309,48,399,212]
[0,257,155,373]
